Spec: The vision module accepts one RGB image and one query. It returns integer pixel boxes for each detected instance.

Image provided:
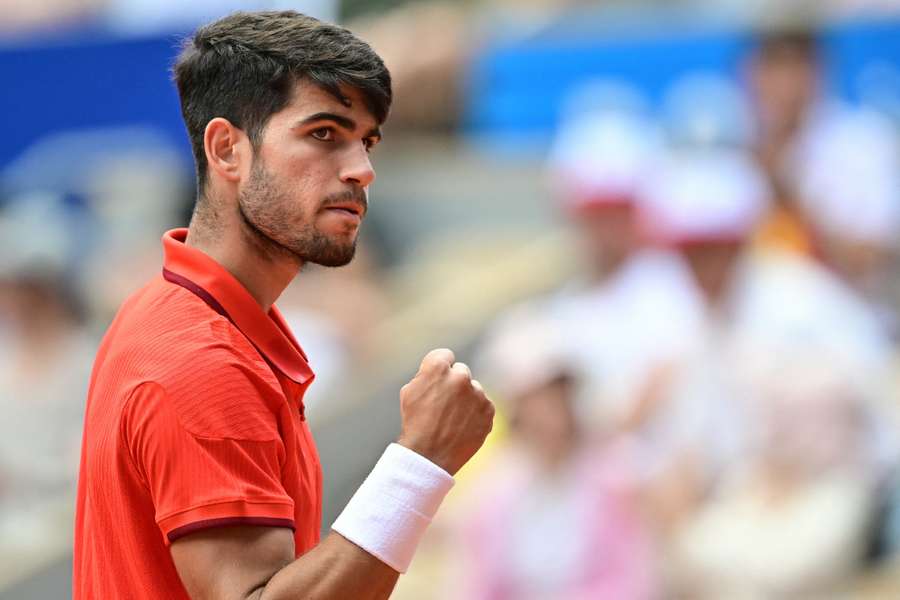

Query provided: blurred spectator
[792,109,900,338]
[0,194,94,572]
[457,306,658,600]
[669,354,878,599]
[633,148,771,484]
[2,127,192,334]
[547,83,658,285]
[544,86,703,436]
[0,119,189,593]
[745,26,825,255]
[352,1,468,130]
[745,26,900,328]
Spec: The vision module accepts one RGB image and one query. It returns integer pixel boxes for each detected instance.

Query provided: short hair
[753,27,820,64]
[173,11,392,194]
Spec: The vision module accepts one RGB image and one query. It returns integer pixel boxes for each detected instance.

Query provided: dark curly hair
[173,11,392,194]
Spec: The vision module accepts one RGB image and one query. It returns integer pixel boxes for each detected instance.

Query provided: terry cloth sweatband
[331,443,455,573]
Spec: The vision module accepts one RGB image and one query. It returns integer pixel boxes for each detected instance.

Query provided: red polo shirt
[74,228,321,599]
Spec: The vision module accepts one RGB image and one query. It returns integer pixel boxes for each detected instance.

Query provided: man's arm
[172,526,399,600]
[170,348,494,600]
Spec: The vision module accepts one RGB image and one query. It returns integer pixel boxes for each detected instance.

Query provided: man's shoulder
[110,275,268,369]
[124,372,284,443]
[96,278,287,441]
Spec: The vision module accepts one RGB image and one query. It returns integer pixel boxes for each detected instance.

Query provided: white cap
[477,303,574,402]
[547,88,660,211]
[639,149,771,244]
[796,109,900,246]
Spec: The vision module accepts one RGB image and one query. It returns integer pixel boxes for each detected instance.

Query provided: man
[543,95,700,435]
[73,11,494,600]
[746,25,900,285]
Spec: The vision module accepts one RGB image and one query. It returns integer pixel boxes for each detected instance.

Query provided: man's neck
[185,202,301,313]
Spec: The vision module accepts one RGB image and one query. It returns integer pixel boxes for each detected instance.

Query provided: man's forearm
[258,532,399,600]
[258,440,456,599]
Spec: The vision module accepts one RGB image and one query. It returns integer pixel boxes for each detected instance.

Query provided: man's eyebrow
[293,112,382,139]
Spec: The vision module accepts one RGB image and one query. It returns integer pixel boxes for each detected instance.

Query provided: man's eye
[311,128,334,141]
[363,138,379,153]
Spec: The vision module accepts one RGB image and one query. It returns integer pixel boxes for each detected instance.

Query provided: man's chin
[299,241,357,268]
[308,251,356,268]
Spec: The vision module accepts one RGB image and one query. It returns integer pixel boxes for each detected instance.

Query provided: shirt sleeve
[122,379,296,545]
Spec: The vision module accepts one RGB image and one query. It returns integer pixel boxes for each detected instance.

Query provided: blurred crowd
[392,27,900,600]
[4,0,900,37]
[2,1,900,597]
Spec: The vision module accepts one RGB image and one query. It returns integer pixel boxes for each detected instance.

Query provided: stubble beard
[238,160,359,268]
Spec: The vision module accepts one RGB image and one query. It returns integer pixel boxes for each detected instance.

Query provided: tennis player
[73,10,494,599]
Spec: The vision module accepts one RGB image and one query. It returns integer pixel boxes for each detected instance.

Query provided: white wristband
[332,443,455,573]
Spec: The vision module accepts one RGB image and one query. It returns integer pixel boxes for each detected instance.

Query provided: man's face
[238,79,381,267]
[512,377,578,461]
[575,203,637,275]
[749,46,819,134]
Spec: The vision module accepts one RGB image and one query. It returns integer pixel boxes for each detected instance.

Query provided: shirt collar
[161,228,314,385]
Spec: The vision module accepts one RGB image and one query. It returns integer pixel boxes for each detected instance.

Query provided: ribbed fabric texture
[74,232,320,600]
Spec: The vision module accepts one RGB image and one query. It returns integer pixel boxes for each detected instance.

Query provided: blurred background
[2,0,900,598]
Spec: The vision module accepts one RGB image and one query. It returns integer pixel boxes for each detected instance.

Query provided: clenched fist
[397,348,495,476]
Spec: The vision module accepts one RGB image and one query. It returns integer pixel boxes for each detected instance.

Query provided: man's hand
[396,348,495,475]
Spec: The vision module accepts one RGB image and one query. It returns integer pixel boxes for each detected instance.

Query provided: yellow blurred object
[452,395,510,493]
[753,206,815,256]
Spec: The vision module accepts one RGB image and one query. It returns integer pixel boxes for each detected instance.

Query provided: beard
[237,159,362,268]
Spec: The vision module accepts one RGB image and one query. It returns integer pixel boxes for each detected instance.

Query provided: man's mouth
[329,206,360,216]
[324,201,366,217]
[321,202,366,229]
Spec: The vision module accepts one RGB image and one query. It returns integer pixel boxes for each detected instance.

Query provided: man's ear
[204,118,250,184]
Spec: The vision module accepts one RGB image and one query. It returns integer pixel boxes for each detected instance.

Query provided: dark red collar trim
[162,268,230,322]
[162,265,278,373]
[161,228,314,385]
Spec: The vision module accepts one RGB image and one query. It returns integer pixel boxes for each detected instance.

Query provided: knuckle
[425,348,455,364]
[399,390,412,407]
[449,372,470,391]
[452,362,472,378]
[420,364,435,379]
[423,359,449,377]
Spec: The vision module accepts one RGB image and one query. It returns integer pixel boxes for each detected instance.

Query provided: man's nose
[339,144,376,188]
